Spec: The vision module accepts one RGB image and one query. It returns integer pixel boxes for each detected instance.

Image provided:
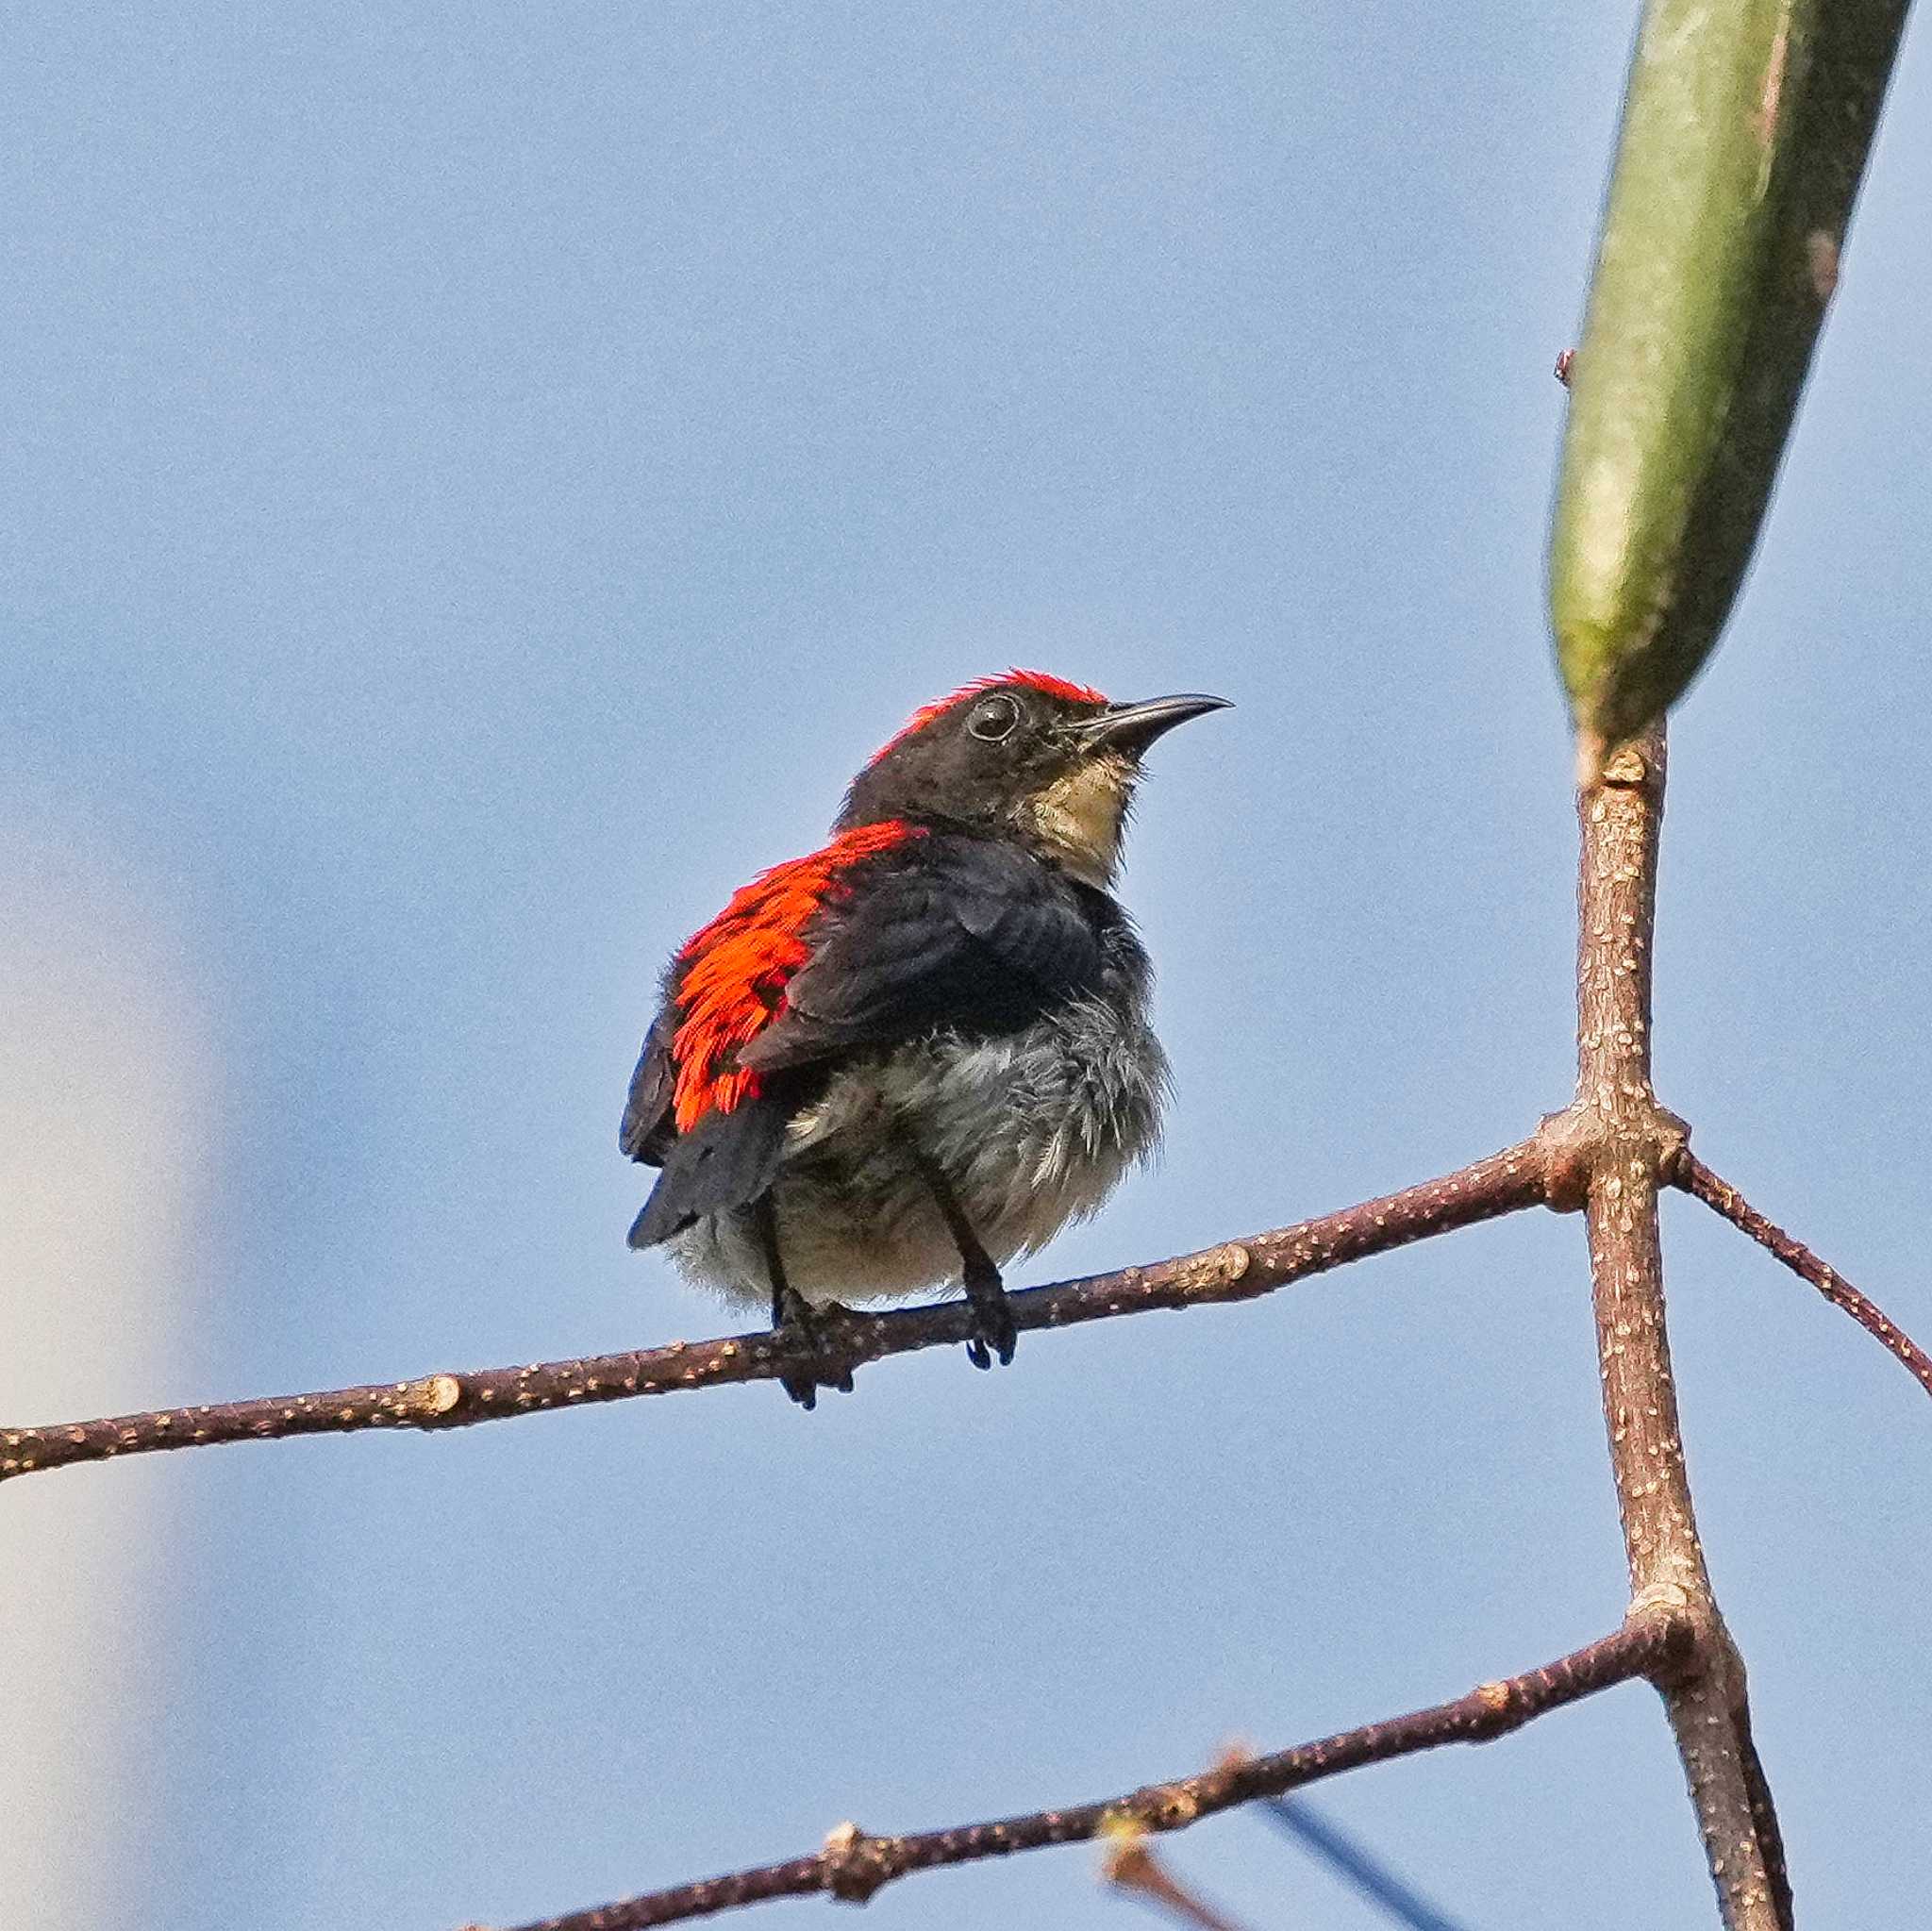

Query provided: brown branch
[469,1612,1691,1931]
[10,725,1887,1931]
[1567,728,1791,1931]
[1675,1152,1932,1402]
[0,1141,1548,1486]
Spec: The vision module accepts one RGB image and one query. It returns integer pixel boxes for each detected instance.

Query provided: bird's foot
[772,1288,857,1409]
[961,1262,1018,1373]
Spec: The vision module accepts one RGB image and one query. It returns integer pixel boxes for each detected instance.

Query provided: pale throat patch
[1024,755,1134,887]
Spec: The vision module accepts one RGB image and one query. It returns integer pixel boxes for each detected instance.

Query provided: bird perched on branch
[620,669,1227,1406]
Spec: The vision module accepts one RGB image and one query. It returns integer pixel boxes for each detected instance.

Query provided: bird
[619,669,1228,1406]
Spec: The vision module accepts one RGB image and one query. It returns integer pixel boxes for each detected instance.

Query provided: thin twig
[0,1140,1548,1485]
[472,1614,1691,1931]
[1260,1797,1474,1931]
[1674,1153,1932,1402]
[1569,729,1791,1931]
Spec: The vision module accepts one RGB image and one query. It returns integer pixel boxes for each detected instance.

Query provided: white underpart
[668,988,1169,1308]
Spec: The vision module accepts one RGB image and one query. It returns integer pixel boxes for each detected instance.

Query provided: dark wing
[626,1089,791,1249]
[621,987,799,1249]
[624,832,1101,1252]
[618,1009,677,1166]
[735,833,1104,1077]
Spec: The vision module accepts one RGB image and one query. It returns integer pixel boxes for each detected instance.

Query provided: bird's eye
[967,694,1022,742]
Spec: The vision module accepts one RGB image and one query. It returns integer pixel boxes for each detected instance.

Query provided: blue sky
[3,6,1928,1927]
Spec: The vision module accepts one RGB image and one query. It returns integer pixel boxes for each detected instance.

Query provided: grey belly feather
[667,989,1169,1309]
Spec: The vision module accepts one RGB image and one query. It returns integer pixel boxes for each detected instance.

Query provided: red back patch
[670,819,922,1131]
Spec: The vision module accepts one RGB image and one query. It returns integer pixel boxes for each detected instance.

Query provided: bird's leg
[754,1194,853,1408]
[907,1143,1017,1372]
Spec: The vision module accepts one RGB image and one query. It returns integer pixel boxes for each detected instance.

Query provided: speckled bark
[1677,1152,1932,1400]
[17,691,1929,1931]
[481,1614,1691,1931]
[0,1141,1548,1483]
[1573,727,1790,1931]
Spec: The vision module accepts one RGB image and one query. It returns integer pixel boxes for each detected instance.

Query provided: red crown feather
[865,668,1107,767]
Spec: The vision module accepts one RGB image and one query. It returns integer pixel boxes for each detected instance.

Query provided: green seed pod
[1550,0,1909,774]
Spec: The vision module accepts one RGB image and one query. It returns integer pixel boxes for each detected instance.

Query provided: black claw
[772,1288,854,1409]
[902,1138,1018,1377]
[962,1263,1018,1373]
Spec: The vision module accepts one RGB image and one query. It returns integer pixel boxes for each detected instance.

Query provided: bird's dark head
[839,670,1229,886]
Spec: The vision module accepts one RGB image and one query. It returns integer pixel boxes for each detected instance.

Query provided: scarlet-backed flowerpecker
[621,670,1227,1404]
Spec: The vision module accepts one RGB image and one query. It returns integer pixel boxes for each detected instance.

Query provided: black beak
[1073,692,1232,757]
